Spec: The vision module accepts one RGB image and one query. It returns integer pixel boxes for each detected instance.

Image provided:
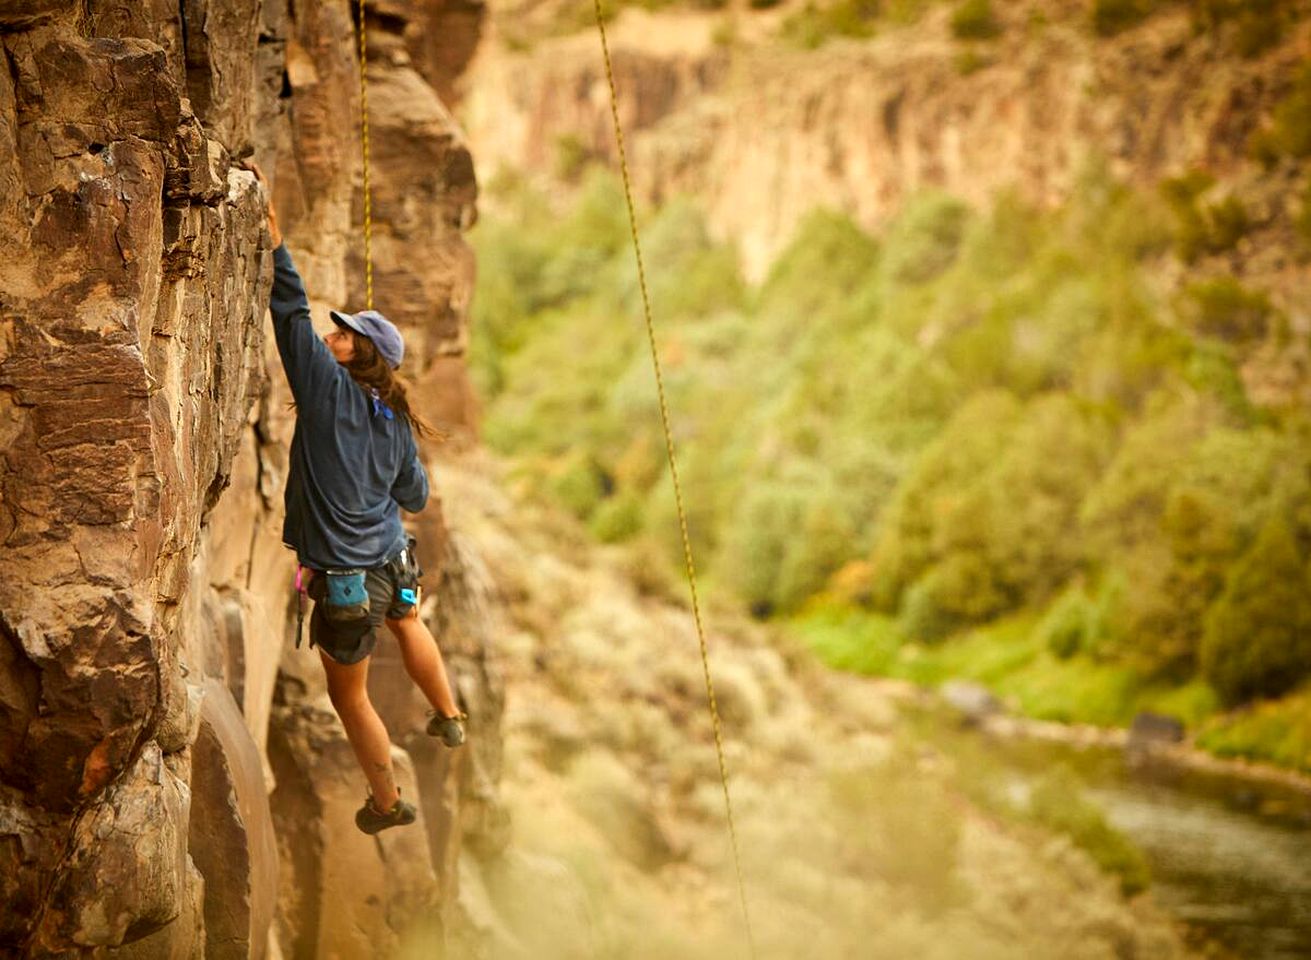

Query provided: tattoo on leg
[371,762,397,801]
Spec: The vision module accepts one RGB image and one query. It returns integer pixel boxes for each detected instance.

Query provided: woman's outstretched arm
[249,163,342,406]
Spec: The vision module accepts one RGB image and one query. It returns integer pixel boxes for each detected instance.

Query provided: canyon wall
[0,1,496,956]
[464,3,1311,296]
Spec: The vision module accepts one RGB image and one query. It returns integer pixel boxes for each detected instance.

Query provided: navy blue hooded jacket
[270,243,429,570]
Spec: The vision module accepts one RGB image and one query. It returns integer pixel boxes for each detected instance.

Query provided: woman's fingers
[241,159,268,187]
[238,161,283,245]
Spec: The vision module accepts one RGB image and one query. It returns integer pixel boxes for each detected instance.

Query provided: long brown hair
[343,332,448,443]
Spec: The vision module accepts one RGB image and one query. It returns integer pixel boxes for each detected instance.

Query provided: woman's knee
[386,615,425,647]
[321,656,370,711]
[326,682,368,713]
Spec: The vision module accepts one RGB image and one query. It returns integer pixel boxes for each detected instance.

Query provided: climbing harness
[294,565,311,649]
[590,1,757,953]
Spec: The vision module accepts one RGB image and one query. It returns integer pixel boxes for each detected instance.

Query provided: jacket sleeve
[391,432,430,513]
[270,244,342,405]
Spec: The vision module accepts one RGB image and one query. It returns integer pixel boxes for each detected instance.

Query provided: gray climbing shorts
[307,536,423,665]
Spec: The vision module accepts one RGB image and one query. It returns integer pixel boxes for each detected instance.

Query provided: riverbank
[913,707,1311,960]
[790,603,1311,788]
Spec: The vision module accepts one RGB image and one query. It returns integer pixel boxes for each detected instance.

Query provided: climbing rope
[590,2,757,955]
[353,1,755,950]
[356,0,375,310]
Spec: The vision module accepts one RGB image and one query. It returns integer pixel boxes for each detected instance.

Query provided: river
[957,728,1311,960]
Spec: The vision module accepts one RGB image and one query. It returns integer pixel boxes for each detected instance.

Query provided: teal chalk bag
[323,568,370,623]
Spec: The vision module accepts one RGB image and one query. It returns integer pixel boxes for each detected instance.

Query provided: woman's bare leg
[386,595,460,718]
[319,651,400,809]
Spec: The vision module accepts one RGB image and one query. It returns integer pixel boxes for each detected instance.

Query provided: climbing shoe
[426,710,467,748]
[355,793,417,835]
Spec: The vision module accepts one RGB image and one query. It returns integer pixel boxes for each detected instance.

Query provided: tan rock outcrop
[464,6,1311,286]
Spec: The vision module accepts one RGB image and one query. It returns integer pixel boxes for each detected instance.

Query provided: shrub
[1090,421,1287,677]
[869,390,1021,611]
[885,0,934,24]
[1179,277,1273,346]
[759,208,879,315]
[900,395,1111,619]
[953,48,994,75]
[1038,587,1097,660]
[1079,395,1216,550]
[881,193,971,285]
[553,134,592,182]
[1029,766,1151,895]
[1251,64,1311,162]
[715,477,811,617]
[620,536,684,603]
[775,493,861,612]
[716,463,861,616]
[1183,341,1250,417]
[1297,177,1311,249]
[549,451,609,519]
[1196,686,1311,773]
[897,552,1008,643]
[950,0,1000,40]
[1204,195,1251,251]
[1192,0,1293,58]
[1160,172,1251,262]
[633,199,746,320]
[1201,519,1311,704]
[779,0,881,48]
[612,429,665,492]
[1091,0,1161,36]
[589,491,645,542]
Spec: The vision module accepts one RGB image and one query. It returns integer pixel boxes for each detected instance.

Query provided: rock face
[0,0,495,956]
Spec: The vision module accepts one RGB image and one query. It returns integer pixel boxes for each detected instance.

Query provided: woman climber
[251,163,467,835]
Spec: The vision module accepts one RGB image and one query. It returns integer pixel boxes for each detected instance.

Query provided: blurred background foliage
[469,155,1311,772]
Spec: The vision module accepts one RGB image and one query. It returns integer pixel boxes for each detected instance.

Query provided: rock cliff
[0,1,495,956]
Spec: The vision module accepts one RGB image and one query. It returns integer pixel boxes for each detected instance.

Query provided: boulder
[940,680,1004,727]
[29,745,192,952]
[1128,712,1186,750]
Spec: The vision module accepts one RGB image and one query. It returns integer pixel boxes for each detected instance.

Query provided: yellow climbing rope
[590,2,757,955]
[354,1,754,951]
[357,0,375,311]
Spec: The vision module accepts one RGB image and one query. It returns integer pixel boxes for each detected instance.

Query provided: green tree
[1201,519,1311,704]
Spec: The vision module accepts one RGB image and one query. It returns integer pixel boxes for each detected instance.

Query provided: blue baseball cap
[330,309,405,368]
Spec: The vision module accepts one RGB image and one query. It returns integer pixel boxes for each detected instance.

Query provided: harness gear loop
[356,0,375,311]
[591,1,756,954]
[294,565,312,650]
